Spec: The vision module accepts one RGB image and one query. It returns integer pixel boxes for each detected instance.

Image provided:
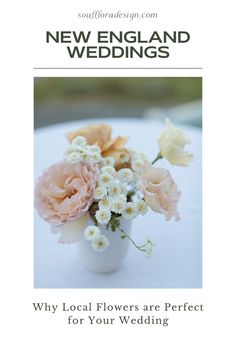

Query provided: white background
[1,0,236,353]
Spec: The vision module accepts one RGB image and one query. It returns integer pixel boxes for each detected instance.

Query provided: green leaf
[89,202,99,226]
[107,213,121,232]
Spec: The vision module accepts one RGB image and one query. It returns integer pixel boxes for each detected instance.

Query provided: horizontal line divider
[34,67,203,70]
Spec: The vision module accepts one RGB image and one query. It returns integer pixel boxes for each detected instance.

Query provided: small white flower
[101,166,116,175]
[64,145,81,155]
[131,191,144,202]
[94,185,107,200]
[95,209,111,225]
[84,225,100,241]
[144,239,155,258]
[122,202,138,220]
[102,156,115,166]
[125,183,136,194]
[118,168,134,183]
[72,136,87,147]
[80,151,92,161]
[76,146,88,153]
[92,234,109,252]
[108,182,121,197]
[131,194,139,203]
[111,195,127,214]
[98,172,114,187]
[132,152,149,162]
[98,196,112,210]
[136,200,148,215]
[119,151,130,164]
[90,152,102,163]
[88,145,101,154]
[120,184,128,196]
[136,191,144,199]
[67,151,81,163]
[131,158,145,172]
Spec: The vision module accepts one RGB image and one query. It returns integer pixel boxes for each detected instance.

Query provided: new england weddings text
[46,30,191,59]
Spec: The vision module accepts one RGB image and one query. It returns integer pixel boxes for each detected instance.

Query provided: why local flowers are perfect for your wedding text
[33,302,204,327]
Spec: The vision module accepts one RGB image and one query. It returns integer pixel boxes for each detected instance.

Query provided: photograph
[34,77,202,288]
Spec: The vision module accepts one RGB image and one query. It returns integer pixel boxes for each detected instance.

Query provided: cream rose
[139,165,180,221]
[158,118,193,166]
[35,160,99,226]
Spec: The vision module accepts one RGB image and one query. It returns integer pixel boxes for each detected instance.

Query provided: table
[34,118,202,288]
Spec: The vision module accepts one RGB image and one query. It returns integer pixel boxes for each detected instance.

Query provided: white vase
[78,219,131,273]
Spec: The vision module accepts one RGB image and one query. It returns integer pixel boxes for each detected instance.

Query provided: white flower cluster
[100,156,116,167]
[127,149,150,175]
[65,136,102,164]
[65,138,153,255]
[84,225,109,252]
[94,168,148,225]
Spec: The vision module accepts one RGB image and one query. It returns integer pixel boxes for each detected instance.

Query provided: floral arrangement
[35,119,193,257]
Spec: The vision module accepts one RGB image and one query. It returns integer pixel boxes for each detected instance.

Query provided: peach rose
[139,165,181,221]
[66,124,128,165]
[35,160,99,226]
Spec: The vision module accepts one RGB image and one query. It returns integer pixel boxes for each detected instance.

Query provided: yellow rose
[67,124,129,167]
[158,119,193,166]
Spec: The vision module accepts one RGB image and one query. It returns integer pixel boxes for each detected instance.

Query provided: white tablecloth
[34,118,202,288]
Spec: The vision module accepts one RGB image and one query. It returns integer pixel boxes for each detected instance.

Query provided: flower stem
[152,152,163,165]
[118,227,146,252]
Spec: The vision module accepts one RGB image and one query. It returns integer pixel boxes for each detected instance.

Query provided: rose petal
[58,213,90,244]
